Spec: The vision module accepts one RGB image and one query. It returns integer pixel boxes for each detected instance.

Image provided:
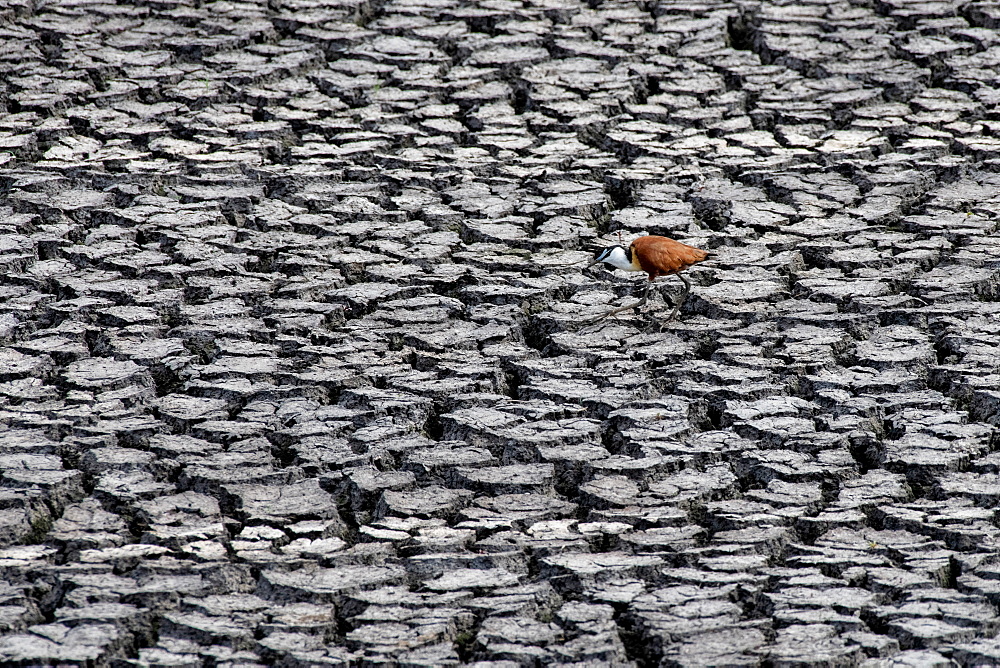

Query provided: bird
[582,235,710,325]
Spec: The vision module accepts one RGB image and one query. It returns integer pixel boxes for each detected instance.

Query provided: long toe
[580,316,607,327]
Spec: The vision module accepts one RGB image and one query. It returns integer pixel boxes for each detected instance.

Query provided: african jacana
[584,235,710,325]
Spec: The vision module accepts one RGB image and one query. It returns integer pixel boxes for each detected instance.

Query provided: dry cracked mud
[2,0,1000,665]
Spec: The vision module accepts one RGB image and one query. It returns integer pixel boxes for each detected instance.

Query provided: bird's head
[587,244,631,270]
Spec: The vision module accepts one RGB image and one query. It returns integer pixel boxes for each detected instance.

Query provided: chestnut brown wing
[631,236,709,279]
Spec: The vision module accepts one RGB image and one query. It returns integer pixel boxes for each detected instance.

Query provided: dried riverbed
[2,0,1000,665]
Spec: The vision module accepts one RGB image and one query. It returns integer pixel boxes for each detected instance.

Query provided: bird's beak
[585,258,601,267]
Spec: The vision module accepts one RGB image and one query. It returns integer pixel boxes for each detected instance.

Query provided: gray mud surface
[2,0,1000,665]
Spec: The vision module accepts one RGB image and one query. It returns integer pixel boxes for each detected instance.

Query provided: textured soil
[2,0,1000,666]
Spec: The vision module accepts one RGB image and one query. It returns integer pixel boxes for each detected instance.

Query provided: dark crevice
[726,9,757,52]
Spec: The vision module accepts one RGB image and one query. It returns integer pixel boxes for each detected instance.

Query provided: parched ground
[2,0,1000,665]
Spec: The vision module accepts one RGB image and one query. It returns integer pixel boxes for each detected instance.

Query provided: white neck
[606,246,638,271]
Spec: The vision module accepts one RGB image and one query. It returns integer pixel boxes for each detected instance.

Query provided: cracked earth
[2,0,1000,665]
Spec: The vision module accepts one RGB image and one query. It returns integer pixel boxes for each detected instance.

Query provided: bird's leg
[664,272,691,323]
[638,277,658,312]
[580,279,651,325]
